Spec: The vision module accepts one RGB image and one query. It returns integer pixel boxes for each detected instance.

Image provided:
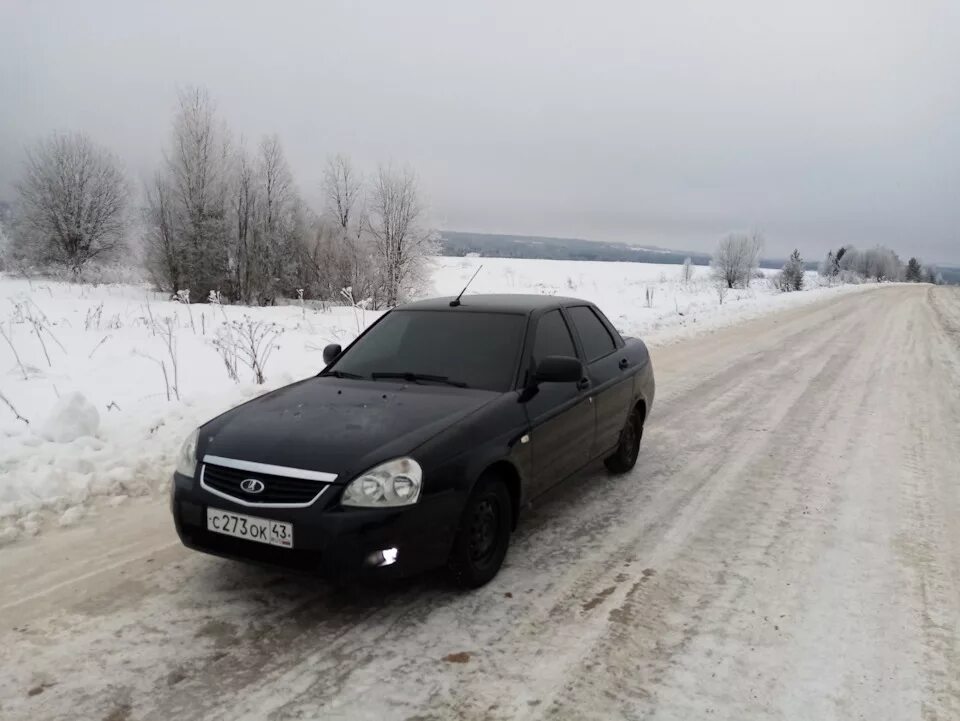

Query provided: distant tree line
[818,245,942,285]
[438,230,714,266]
[706,230,946,296]
[1,87,436,308]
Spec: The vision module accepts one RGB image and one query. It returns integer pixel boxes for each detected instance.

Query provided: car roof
[397,293,591,314]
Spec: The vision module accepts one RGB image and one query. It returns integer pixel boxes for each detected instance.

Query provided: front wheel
[447,475,512,588]
[604,407,643,473]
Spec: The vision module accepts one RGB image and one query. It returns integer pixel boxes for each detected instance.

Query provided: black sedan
[171,294,655,587]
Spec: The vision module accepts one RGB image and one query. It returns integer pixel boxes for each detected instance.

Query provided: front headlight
[175,428,199,477]
[341,457,423,508]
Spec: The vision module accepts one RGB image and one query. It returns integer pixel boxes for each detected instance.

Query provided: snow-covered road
[2,284,959,721]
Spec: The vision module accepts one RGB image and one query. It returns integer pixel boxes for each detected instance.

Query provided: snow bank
[0,259,877,535]
[0,280,375,527]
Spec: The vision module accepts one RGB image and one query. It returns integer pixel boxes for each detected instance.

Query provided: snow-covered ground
[3,284,958,721]
[0,258,874,536]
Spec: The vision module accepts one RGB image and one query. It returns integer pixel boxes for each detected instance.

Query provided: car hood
[199,376,498,483]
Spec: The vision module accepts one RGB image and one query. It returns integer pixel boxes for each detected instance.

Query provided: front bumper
[171,471,461,579]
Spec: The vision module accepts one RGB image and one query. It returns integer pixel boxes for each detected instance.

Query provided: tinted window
[532,310,577,366]
[568,306,616,361]
[330,310,526,391]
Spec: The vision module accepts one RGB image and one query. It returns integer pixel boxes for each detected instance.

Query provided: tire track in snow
[528,293,882,720]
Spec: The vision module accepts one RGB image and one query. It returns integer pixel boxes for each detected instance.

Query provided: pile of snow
[0,258,875,537]
[40,392,100,443]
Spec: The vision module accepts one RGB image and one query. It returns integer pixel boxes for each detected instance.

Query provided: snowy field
[0,257,875,538]
[428,256,858,344]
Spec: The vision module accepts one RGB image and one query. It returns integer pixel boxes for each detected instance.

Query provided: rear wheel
[604,407,643,473]
[448,474,511,588]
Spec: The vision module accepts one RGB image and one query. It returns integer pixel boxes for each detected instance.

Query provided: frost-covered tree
[321,155,377,302]
[819,250,837,278]
[837,245,901,282]
[681,256,694,283]
[0,221,10,271]
[292,155,375,303]
[711,232,763,289]
[366,164,437,307]
[780,249,805,291]
[247,134,301,304]
[324,154,361,233]
[837,246,865,277]
[228,141,256,303]
[225,135,311,304]
[923,264,942,285]
[14,133,128,273]
[905,257,922,282]
[143,171,181,292]
[824,246,848,280]
[145,87,232,296]
[866,246,902,282]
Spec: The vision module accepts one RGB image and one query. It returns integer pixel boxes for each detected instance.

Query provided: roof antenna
[450,265,483,307]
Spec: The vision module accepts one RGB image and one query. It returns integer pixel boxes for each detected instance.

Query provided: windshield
[328,310,526,392]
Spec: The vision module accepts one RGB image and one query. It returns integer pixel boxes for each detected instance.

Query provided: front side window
[568,306,616,362]
[532,310,577,366]
[329,310,526,391]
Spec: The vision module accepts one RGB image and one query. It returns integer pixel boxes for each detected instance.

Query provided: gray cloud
[2,0,958,261]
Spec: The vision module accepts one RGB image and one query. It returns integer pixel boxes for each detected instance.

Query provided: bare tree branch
[0,390,29,424]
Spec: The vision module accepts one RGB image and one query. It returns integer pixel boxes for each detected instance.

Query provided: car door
[522,309,595,497]
[566,305,634,458]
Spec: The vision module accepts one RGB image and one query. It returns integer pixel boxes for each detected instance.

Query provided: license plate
[206,507,293,548]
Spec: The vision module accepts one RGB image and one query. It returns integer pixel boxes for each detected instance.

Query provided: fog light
[366,547,399,567]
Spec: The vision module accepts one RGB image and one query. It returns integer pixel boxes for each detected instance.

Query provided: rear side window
[568,306,616,362]
[532,310,577,366]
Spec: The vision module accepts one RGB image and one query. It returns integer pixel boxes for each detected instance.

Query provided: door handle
[576,377,590,391]
[618,358,629,370]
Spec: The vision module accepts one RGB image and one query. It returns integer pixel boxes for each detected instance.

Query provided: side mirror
[534,355,582,384]
[323,343,342,365]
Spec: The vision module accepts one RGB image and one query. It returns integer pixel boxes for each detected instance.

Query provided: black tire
[604,407,643,473]
[447,474,512,589]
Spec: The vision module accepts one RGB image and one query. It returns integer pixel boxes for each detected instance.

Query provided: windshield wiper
[322,370,366,380]
[370,372,469,388]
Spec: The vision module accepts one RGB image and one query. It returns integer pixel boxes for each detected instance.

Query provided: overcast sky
[2,0,958,262]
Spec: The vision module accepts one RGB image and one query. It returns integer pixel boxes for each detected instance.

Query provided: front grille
[202,463,329,506]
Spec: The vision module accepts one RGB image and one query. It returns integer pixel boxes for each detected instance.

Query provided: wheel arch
[476,460,522,531]
[633,397,648,424]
